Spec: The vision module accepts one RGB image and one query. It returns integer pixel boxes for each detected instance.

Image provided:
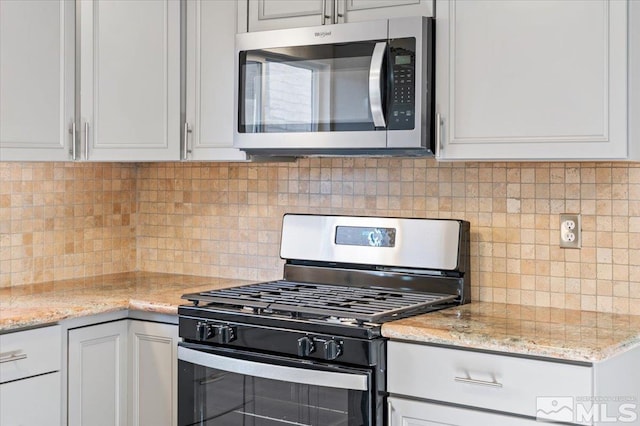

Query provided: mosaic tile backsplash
[0,163,136,287]
[2,159,640,314]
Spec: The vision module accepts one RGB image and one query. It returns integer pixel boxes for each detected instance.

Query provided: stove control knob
[212,325,236,344]
[195,322,213,341]
[323,339,342,361]
[297,336,315,357]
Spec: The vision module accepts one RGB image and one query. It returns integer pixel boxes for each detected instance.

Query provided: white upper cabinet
[79,0,181,161]
[435,0,630,161]
[336,0,433,23]
[630,0,640,160]
[0,0,75,161]
[245,0,433,32]
[247,0,328,31]
[184,0,247,161]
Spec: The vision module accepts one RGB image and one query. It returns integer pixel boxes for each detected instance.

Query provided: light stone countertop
[381,302,640,363]
[3,273,639,363]
[0,271,252,331]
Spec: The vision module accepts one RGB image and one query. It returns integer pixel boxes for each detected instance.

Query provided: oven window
[179,359,370,426]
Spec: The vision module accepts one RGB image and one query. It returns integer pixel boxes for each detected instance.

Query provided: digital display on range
[335,226,396,248]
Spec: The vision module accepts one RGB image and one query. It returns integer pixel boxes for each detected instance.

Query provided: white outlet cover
[560,214,581,249]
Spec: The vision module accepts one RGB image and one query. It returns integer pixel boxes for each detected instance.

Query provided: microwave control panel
[388,38,416,130]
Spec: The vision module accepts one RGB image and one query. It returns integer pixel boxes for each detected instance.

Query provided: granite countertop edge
[381,327,640,363]
[381,303,640,363]
[0,271,253,332]
[3,272,639,364]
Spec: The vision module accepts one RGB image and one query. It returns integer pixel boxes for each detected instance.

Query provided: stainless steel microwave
[233,17,434,157]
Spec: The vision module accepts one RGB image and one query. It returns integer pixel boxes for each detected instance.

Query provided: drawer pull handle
[0,352,27,364]
[454,376,503,388]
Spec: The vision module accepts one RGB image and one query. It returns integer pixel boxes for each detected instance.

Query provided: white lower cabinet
[387,340,571,425]
[68,320,128,426]
[0,325,62,426]
[388,342,591,420]
[68,319,178,426]
[0,372,62,426]
[388,341,640,426]
[128,320,179,426]
[388,397,539,426]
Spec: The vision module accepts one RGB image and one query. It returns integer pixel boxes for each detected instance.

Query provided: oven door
[178,342,375,426]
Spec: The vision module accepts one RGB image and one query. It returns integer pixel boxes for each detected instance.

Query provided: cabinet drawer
[0,372,61,425]
[388,342,592,418]
[388,396,540,426]
[0,325,62,383]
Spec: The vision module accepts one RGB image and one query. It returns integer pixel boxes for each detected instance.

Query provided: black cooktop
[182,280,457,323]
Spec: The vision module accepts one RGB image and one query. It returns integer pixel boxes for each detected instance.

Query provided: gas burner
[181,215,470,338]
[324,316,360,325]
[183,280,457,323]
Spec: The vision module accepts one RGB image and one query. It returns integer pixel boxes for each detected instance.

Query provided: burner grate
[183,280,457,323]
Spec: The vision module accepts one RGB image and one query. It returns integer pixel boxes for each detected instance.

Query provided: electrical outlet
[560,214,581,249]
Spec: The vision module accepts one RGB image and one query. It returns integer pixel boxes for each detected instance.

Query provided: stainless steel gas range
[178,214,470,426]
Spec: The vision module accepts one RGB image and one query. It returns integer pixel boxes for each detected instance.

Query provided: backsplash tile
[0,163,136,287]
[137,159,640,315]
[2,159,639,315]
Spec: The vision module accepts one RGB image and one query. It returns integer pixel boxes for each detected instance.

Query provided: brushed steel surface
[234,17,433,155]
[280,214,463,271]
[178,346,368,391]
[369,42,387,128]
[235,19,387,51]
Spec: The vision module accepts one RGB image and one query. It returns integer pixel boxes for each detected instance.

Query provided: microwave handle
[369,42,387,128]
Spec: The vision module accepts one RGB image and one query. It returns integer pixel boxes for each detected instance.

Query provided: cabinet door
[388,342,591,420]
[128,321,178,426]
[336,0,433,23]
[436,0,628,160]
[79,0,180,161]
[185,0,246,161]
[0,0,75,161]
[68,320,128,426]
[0,372,62,426]
[388,397,539,426]
[247,0,329,31]
[247,0,433,31]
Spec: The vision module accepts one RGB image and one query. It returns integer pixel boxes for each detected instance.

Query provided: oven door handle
[178,346,368,391]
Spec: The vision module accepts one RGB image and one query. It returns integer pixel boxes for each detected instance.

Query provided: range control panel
[388,38,416,130]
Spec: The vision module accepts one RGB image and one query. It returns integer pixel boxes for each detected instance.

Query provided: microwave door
[239,45,381,133]
[236,41,388,151]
